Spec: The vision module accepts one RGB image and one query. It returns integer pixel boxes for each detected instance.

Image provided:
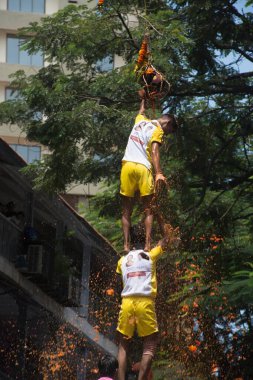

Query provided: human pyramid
[98,33,179,380]
[114,84,178,380]
[98,90,178,380]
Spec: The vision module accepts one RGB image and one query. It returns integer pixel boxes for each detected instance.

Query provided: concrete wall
[50,0,96,13]
[46,0,60,14]
[0,0,7,11]
[0,9,41,30]
[0,30,6,63]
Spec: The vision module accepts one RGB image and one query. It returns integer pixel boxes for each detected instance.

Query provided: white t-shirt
[122,114,164,170]
[116,246,163,298]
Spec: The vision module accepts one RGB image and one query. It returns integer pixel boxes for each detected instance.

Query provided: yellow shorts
[117,297,158,338]
[120,161,154,198]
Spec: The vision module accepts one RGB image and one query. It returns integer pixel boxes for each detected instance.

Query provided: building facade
[0,138,119,379]
[0,0,104,207]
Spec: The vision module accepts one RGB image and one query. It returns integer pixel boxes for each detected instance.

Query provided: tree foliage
[1,0,253,377]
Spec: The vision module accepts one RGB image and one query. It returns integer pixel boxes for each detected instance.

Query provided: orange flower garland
[134,38,149,74]
[134,35,171,100]
[137,41,148,65]
[98,0,104,7]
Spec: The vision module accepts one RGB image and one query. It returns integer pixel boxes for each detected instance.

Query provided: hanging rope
[133,1,171,107]
[134,34,171,105]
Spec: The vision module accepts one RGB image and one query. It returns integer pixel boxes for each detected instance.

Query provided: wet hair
[130,224,145,249]
[98,355,118,377]
[161,113,178,131]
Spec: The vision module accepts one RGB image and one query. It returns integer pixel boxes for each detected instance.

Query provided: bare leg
[118,334,130,380]
[137,354,153,380]
[138,332,158,380]
[142,195,154,251]
[121,196,134,252]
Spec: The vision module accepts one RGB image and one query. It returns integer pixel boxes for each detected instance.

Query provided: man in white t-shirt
[116,227,171,380]
[120,90,178,252]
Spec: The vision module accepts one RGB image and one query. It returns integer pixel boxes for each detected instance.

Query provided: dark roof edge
[0,138,118,257]
[59,195,118,256]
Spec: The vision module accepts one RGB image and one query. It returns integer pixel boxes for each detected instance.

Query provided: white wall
[0,30,6,63]
[46,0,60,14]
[114,54,125,69]
[47,0,96,14]
[0,83,5,101]
[0,1,7,11]
[0,123,26,138]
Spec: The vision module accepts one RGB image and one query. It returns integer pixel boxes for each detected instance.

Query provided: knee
[122,209,132,218]
[143,333,159,357]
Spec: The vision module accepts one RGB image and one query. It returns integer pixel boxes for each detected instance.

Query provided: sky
[226,0,253,73]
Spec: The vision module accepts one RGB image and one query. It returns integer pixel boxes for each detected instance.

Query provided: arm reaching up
[138,88,147,116]
[159,224,181,251]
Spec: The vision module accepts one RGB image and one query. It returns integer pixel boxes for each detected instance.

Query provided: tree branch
[220,188,245,220]
[137,14,163,36]
[214,42,253,63]
[115,9,139,51]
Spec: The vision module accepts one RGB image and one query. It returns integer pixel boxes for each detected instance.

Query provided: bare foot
[124,245,130,253]
[144,244,151,252]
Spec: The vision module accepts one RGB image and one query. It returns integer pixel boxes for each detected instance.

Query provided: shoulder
[135,114,150,124]
[150,124,164,144]
[149,245,163,261]
[116,256,124,274]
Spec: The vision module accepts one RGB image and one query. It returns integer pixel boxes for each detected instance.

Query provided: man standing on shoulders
[120,89,178,252]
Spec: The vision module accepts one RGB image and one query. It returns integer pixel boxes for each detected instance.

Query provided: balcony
[0,62,40,83]
[0,10,41,32]
[0,210,83,307]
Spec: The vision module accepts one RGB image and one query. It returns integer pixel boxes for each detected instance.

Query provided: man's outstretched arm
[138,89,147,116]
[149,224,180,260]
[158,225,180,250]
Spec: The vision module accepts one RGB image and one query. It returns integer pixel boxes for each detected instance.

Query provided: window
[7,35,43,67]
[96,56,114,72]
[10,144,41,163]
[7,0,45,13]
[5,88,21,101]
[5,87,43,120]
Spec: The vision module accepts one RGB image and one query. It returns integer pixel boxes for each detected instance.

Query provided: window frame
[5,87,21,101]
[9,144,41,164]
[6,34,44,67]
[7,0,45,14]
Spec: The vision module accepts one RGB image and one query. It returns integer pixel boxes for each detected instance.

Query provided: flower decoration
[98,0,104,8]
[106,288,115,296]
[188,344,198,353]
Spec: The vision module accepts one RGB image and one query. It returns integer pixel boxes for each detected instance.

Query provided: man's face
[163,118,176,135]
